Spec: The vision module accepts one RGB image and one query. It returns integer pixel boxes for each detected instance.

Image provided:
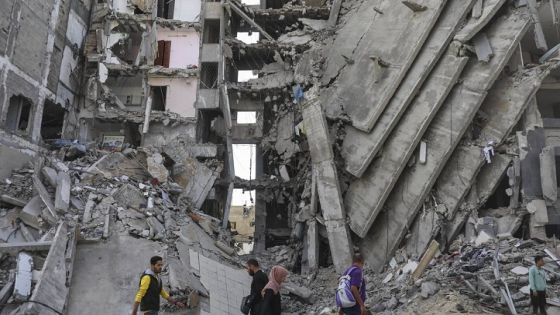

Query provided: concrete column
[302,96,352,273]
[253,145,266,253]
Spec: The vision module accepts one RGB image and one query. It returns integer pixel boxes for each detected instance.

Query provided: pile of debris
[0,144,232,313]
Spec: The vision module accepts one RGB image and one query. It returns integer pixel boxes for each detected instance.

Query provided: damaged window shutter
[163,41,171,68]
[155,40,165,66]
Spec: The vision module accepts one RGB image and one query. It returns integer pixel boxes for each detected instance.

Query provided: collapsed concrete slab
[176,158,221,209]
[302,95,352,273]
[324,0,447,132]
[404,64,554,257]
[342,0,475,177]
[454,0,507,42]
[16,224,70,315]
[446,153,512,243]
[346,53,468,237]
[358,11,530,270]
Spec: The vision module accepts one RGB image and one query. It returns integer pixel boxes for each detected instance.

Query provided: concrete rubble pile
[0,144,232,314]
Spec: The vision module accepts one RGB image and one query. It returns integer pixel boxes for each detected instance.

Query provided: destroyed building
[6,0,560,314]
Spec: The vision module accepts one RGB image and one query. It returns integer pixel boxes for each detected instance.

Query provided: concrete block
[359,12,530,270]
[55,172,71,212]
[41,167,58,187]
[540,146,557,202]
[473,32,493,62]
[325,0,446,132]
[146,153,169,183]
[454,0,507,42]
[342,0,475,177]
[472,0,483,18]
[13,252,33,301]
[346,54,468,237]
[18,196,44,229]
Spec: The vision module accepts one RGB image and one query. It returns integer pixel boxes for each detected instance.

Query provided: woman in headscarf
[260,265,289,315]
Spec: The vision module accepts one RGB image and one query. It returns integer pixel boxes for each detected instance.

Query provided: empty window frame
[151,86,167,111]
[157,0,175,19]
[6,95,32,133]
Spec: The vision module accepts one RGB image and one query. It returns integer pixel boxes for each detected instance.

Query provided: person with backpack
[259,265,289,315]
[336,253,367,315]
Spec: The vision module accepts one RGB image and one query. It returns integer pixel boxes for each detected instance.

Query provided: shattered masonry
[5,0,560,314]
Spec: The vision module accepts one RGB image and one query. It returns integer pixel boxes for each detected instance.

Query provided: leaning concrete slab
[454,0,507,42]
[325,0,447,132]
[405,64,554,258]
[446,153,512,243]
[302,95,352,273]
[346,53,468,237]
[322,0,382,86]
[358,11,530,270]
[17,224,69,315]
[342,0,475,177]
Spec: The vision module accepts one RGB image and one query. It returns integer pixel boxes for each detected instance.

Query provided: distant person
[131,256,184,315]
[337,253,367,315]
[246,259,268,315]
[529,255,548,315]
[260,265,289,315]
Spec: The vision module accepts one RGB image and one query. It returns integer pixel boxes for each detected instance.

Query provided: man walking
[132,256,184,315]
[339,253,367,315]
[529,255,547,315]
[246,258,268,315]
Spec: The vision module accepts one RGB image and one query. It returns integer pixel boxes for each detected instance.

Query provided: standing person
[246,259,268,315]
[339,253,367,315]
[260,265,289,315]
[131,256,184,315]
[529,255,548,315]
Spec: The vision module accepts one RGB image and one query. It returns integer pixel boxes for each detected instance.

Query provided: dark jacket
[139,272,162,311]
[260,288,281,315]
[250,270,268,315]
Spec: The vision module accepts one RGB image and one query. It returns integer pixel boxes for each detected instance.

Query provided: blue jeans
[342,306,360,315]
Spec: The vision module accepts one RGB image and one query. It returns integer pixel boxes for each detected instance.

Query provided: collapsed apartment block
[6,0,560,314]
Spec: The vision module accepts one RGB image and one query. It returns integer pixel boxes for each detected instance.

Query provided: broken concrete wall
[148,77,198,117]
[0,0,91,143]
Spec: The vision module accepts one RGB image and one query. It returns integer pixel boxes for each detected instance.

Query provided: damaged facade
[6,0,560,314]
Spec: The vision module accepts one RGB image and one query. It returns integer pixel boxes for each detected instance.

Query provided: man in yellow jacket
[132,256,185,315]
